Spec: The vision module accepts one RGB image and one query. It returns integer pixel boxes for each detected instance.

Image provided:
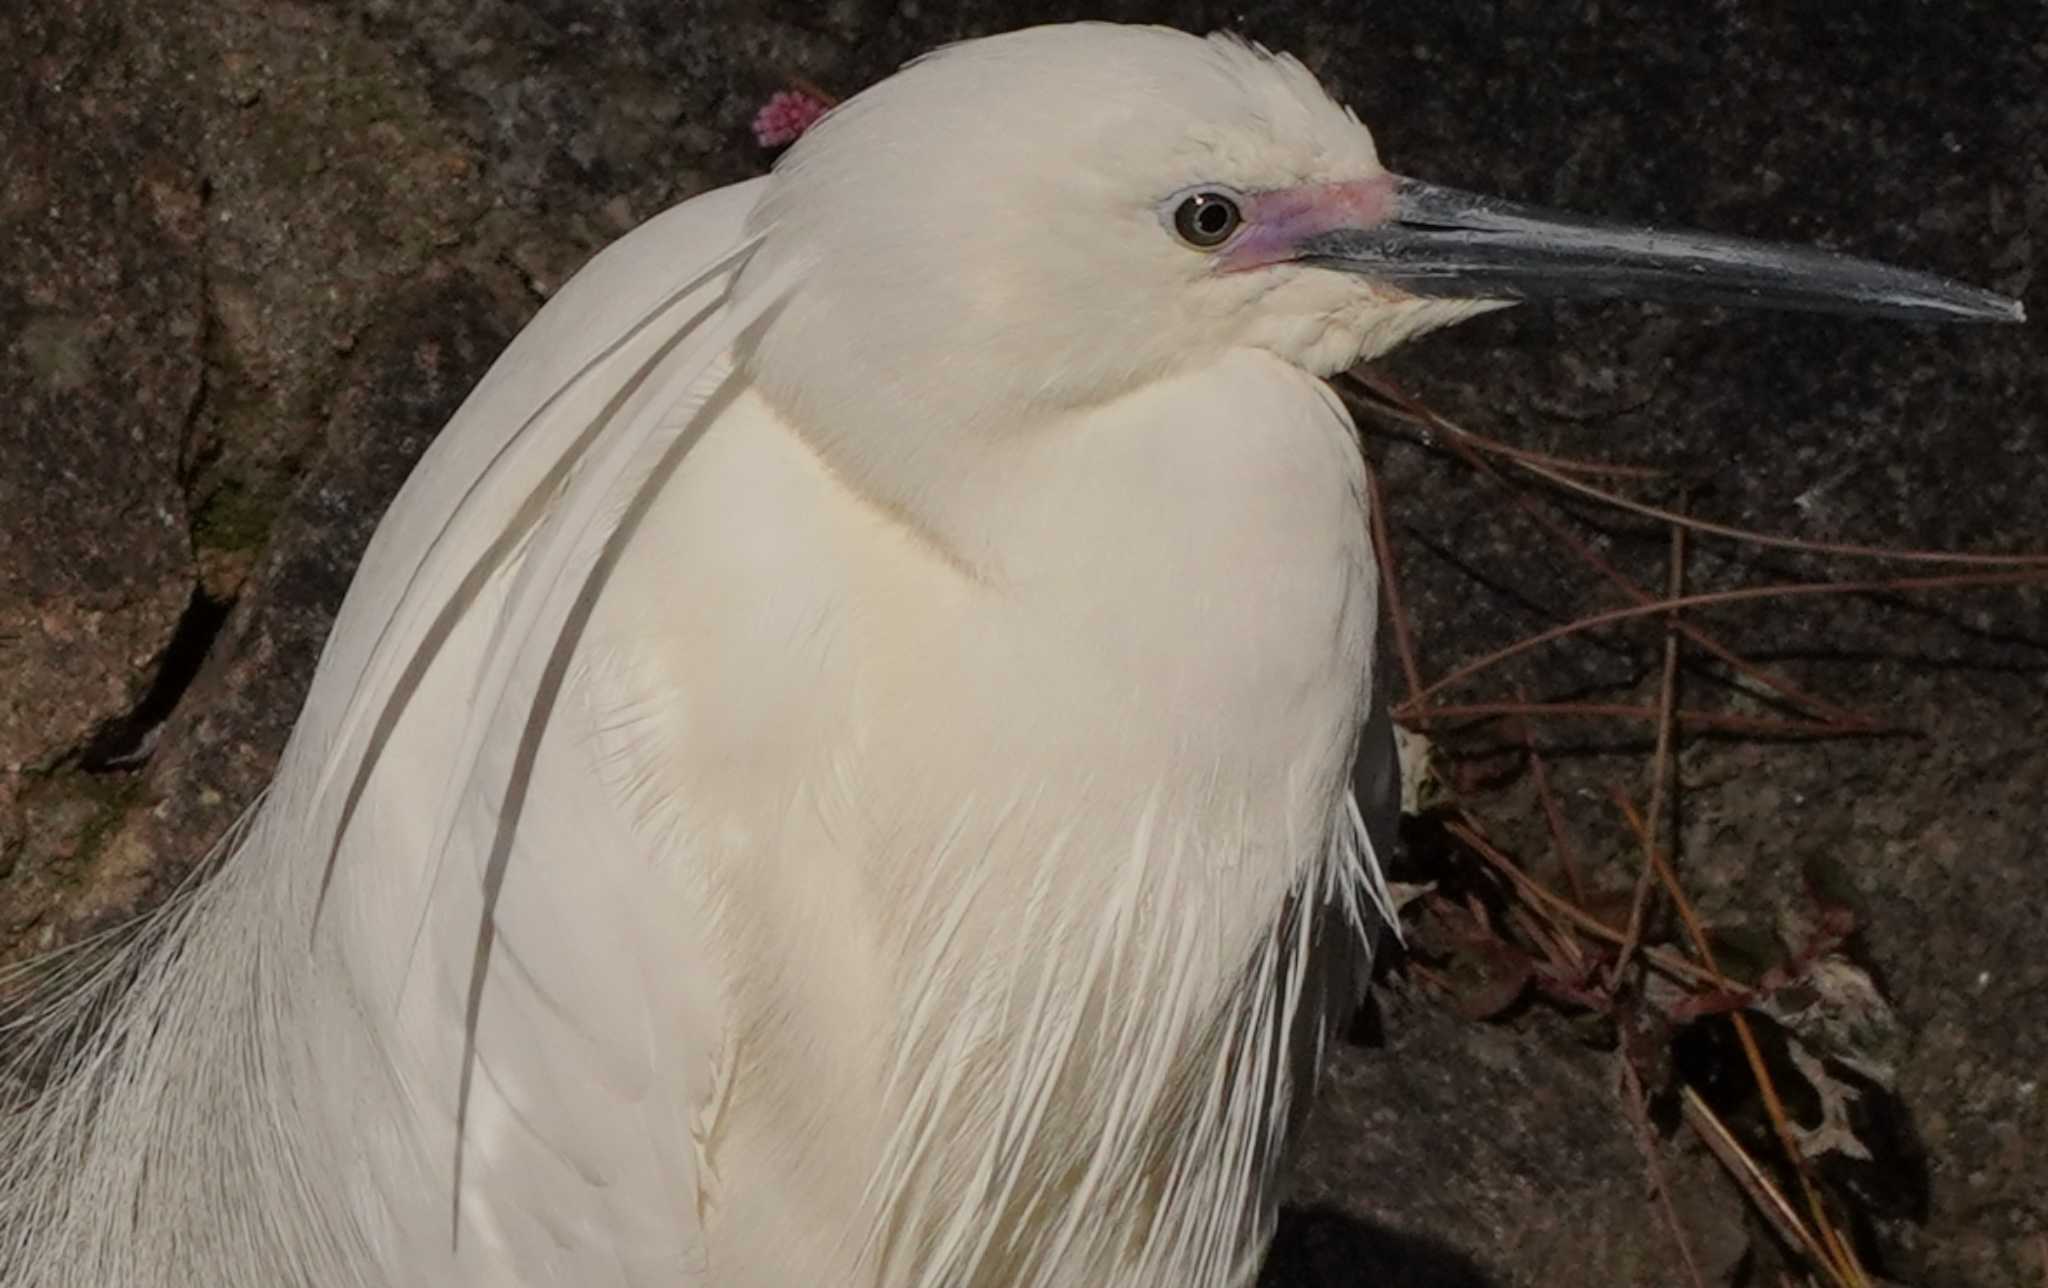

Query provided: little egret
[0,22,2021,1288]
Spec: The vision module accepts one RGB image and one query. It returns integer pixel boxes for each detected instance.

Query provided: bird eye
[1172,191,1243,249]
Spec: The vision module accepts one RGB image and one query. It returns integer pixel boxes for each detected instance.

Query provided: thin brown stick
[1513,450,2048,567]
[1405,961,1456,999]
[1683,1087,1838,1276]
[1401,569,2048,713]
[1445,820,1739,991]
[1509,901,1586,974]
[1349,371,2048,568]
[1418,701,1857,737]
[1612,793,1869,1288]
[1344,372,1666,479]
[1364,454,1427,709]
[1428,425,1881,730]
[1607,790,1734,996]
[1517,695,1589,903]
[1619,1053,1710,1288]
[1608,509,1689,989]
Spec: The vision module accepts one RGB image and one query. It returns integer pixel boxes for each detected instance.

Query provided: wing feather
[293,177,787,1281]
[298,180,770,889]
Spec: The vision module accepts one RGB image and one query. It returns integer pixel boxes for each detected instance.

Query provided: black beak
[1302,176,2024,325]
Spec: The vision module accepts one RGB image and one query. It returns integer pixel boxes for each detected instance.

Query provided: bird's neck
[763,349,1359,592]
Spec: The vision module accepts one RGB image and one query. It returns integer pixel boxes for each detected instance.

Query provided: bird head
[739,24,2019,520]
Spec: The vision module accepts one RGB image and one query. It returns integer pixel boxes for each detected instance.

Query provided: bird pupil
[1174,191,1240,248]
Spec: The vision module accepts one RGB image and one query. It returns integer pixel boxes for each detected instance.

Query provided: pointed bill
[1264,175,2025,325]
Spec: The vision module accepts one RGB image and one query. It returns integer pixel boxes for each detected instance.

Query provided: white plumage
[1,21,2017,1288]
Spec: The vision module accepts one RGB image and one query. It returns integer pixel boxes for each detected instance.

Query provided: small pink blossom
[752,90,830,148]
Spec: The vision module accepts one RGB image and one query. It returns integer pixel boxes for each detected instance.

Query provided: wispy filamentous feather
[849,769,1382,1288]
[0,792,380,1286]
[0,186,787,1288]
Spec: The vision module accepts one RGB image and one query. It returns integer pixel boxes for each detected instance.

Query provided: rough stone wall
[2,3,2040,1284]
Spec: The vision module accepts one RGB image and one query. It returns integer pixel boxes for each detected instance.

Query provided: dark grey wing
[1280,693,1401,1158]
[1350,695,1402,971]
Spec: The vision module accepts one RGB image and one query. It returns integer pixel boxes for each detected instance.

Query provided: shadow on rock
[1260,1204,1498,1287]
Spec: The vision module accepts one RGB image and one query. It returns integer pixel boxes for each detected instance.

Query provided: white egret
[0,22,2020,1288]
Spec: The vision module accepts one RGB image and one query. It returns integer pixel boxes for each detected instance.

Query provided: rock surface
[3,2,2041,1284]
